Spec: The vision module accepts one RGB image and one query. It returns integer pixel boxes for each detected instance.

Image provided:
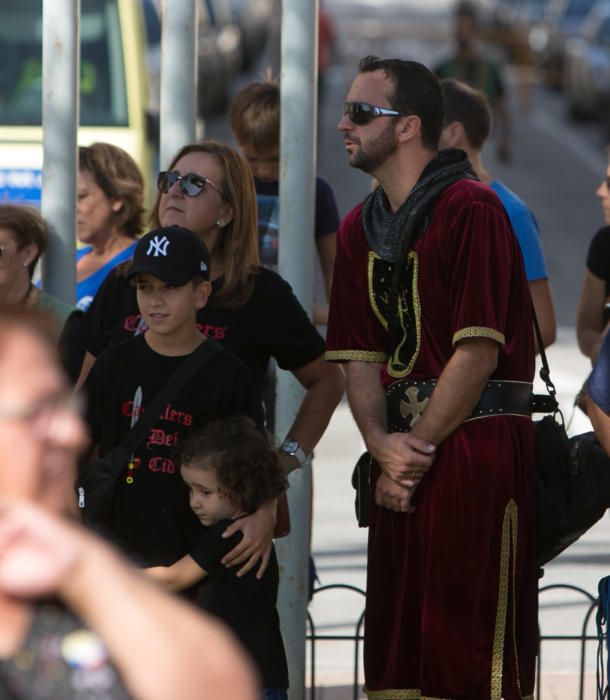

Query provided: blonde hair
[150,141,259,309]
[79,142,145,236]
[229,76,280,154]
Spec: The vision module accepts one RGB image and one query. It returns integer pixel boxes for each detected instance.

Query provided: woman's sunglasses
[157,170,225,198]
[342,101,407,126]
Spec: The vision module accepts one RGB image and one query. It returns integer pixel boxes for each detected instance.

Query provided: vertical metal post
[159,0,198,169]
[40,0,80,303]
[276,1,319,697]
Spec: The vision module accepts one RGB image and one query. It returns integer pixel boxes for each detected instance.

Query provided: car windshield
[0,0,128,127]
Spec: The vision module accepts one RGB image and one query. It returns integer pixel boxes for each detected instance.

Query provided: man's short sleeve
[587,226,610,285]
[446,200,520,347]
[508,208,548,281]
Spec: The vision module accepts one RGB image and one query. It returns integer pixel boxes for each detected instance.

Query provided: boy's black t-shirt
[191,520,288,690]
[587,225,610,298]
[79,266,326,399]
[84,335,262,566]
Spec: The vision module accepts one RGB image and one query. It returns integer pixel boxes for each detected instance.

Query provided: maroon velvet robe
[326,179,537,700]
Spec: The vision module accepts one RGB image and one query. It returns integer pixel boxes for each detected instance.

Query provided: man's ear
[397,114,422,144]
[441,121,465,149]
[194,280,213,310]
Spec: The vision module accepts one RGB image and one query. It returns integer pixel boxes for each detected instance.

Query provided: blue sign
[0,169,42,206]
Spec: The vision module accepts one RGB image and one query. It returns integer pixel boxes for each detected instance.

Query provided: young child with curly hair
[145,416,289,699]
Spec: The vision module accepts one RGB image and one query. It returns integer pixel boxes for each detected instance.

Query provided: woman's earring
[216,220,222,227]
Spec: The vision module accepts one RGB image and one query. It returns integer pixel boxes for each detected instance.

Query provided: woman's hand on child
[221,499,276,579]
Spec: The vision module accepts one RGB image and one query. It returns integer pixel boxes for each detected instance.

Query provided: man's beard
[347,121,398,174]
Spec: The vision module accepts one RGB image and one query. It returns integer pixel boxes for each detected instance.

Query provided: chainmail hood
[361,148,477,262]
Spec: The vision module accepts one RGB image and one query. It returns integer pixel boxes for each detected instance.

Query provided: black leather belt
[386,378,551,433]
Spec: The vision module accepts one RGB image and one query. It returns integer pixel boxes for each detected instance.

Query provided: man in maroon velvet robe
[326,56,537,699]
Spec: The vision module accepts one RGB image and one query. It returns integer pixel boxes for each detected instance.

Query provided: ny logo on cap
[147,235,170,257]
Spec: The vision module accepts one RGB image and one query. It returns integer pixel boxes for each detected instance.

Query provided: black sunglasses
[342,101,407,126]
[157,170,225,198]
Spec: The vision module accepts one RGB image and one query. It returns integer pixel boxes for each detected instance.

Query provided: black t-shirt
[587,225,610,296]
[0,603,130,700]
[191,520,288,690]
[84,335,261,566]
[79,266,326,399]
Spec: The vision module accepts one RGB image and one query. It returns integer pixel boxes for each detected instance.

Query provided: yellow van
[0,0,152,206]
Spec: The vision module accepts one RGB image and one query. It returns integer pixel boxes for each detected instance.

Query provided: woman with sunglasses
[77,141,344,576]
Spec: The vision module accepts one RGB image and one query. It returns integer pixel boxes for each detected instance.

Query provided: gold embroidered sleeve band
[325,349,388,363]
[452,326,505,347]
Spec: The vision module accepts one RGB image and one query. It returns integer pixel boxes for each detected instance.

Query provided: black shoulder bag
[77,339,221,529]
[533,312,610,568]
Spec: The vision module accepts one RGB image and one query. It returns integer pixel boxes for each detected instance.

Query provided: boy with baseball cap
[82,226,263,569]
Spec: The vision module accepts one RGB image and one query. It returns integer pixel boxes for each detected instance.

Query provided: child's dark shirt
[191,519,288,690]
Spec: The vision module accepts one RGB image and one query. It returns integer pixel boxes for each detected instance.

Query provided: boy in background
[229,78,340,325]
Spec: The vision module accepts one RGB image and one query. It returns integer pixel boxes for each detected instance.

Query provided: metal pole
[40,0,79,304]
[160,0,198,169]
[276,1,319,697]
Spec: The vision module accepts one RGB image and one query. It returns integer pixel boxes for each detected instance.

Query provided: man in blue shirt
[439,77,556,349]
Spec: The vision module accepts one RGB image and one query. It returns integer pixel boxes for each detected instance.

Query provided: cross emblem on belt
[400,386,429,428]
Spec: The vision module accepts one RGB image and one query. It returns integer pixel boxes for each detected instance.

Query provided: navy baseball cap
[128,226,210,285]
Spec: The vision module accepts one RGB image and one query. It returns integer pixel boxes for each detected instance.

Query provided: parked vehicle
[565,1,610,121]
[197,0,242,116]
[539,0,598,88]
[0,0,153,206]
[228,0,273,70]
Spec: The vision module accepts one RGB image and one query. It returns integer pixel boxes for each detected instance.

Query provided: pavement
[308,328,609,699]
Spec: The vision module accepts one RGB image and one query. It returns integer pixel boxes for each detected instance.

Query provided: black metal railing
[305,582,603,700]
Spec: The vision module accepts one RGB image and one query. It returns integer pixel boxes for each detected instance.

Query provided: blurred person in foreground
[577,150,610,363]
[440,77,556,349]
[435,0,512,162]
[0,307,257,700]
[327,56,536,698]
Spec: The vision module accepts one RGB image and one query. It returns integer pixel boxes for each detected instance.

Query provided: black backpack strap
[106,338,221,465]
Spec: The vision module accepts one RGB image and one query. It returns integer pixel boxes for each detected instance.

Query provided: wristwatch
[280,437,309,469]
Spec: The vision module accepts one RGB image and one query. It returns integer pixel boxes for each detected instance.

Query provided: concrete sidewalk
[308,327,608,698]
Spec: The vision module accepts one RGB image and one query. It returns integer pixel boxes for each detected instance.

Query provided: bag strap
[531,301,563,419]
[108,338,221,464]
